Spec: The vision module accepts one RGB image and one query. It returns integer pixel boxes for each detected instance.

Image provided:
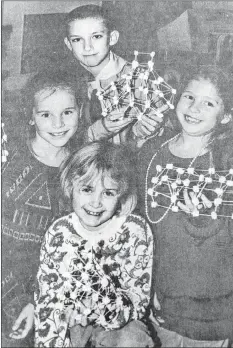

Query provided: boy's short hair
[65,4,117,36]
[60,141,137,216]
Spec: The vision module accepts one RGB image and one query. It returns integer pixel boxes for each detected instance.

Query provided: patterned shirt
[35,212,153,347]
[1,142,62,342]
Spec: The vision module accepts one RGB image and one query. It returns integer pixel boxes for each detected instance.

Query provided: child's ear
[220,114,232,124]
[109,30,119,46]
[64,37,72,51]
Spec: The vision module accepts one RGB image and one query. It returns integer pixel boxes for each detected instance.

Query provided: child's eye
[63,110,74,116]
[41,112,50,118]
[81,187,92,193]
[203,101,214,107]
[103,190,117,197]
[71,38,81,43]
[93,34,103,40]
[183,94,193,101]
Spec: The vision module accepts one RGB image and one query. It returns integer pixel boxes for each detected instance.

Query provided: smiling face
[72,172,120,231]
[32,89,79,148]
[176,78,224,137]
[64,17,119,75]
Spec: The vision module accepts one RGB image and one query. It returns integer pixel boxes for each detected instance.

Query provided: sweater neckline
[71,212,127,245]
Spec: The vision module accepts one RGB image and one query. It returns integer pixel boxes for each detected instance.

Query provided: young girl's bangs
[74,162,126,194]
[34,86,76,104]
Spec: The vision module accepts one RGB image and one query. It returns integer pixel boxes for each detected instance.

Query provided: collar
[88,51,127,94]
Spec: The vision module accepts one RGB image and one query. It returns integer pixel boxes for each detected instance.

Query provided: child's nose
[189,100,201,113]
[90,193,102,208]
[52,115,65,128]
[83,39,93,51]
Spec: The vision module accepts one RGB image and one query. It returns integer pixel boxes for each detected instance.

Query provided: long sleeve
[116,215,153,319]
[34,225,71,348]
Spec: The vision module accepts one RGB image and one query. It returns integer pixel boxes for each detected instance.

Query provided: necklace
[145,133,233,224]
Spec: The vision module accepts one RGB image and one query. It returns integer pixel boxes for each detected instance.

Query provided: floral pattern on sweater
[35,213,153,347]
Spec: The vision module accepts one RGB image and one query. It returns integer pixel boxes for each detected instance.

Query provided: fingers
[200,193,212,209]
[10,318,32,339]
[67,308,76,327]
[141,114,162,128]
[148,104,169,117]
[139,124,154,136]
[11,311,26,332]
[153,292,161,311]
[177,190,213,215]
[177,189,195,214]
[10,303,34,340]
[157,104,169,114]
[13,319,32,339]
[9,329,24,339]
[177,200,190,213]
[107,106,128,121]
[104,117,132,133]
[183,189,194,210]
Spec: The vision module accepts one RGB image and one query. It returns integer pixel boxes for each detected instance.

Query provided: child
[1,70,82,347]
[138,66,233,346]
[34,141,155,347]
[64,4,163,145]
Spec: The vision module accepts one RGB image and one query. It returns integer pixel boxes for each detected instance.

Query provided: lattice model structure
[146,164,233,223]
[57,245,131,330]
[96,51,176,121]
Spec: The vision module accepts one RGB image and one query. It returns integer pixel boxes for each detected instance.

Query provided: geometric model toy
[96,51,176,122]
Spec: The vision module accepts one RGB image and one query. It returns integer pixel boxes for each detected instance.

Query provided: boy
[64,4,163,145]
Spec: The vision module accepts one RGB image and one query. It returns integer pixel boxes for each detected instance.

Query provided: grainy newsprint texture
[2,1,233,347]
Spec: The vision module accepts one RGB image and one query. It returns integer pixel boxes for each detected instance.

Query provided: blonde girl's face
[72,173,121,231]
[32,89,79,148]
[176,78,224,137]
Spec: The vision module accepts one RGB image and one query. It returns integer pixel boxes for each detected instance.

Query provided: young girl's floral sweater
[35,212,153,347]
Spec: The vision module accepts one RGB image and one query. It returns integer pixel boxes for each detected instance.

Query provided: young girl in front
[2,71,82,347]
[34,141,156,348]
[138,66,233,346]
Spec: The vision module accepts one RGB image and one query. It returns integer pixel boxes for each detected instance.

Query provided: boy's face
[64,17,119,74]
[32,89,79,148]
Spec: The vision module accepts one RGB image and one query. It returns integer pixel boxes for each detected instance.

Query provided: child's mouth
[184,115,201,124]
[83,53,97,57]
[49,131,68,137]
[85,208,102,217]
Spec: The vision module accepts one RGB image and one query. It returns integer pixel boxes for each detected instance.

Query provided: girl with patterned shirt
[138,66,233,346]
[34,141,156,348]
[2,71,83,347]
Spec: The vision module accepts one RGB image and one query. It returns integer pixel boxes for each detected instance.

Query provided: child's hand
[67,307,88,327]
[9,303,34,339]
[153,292,161,311]
[178,189,212,215]
[104,107,133,133]
[150,293,164,327]
[133,105,168,139]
